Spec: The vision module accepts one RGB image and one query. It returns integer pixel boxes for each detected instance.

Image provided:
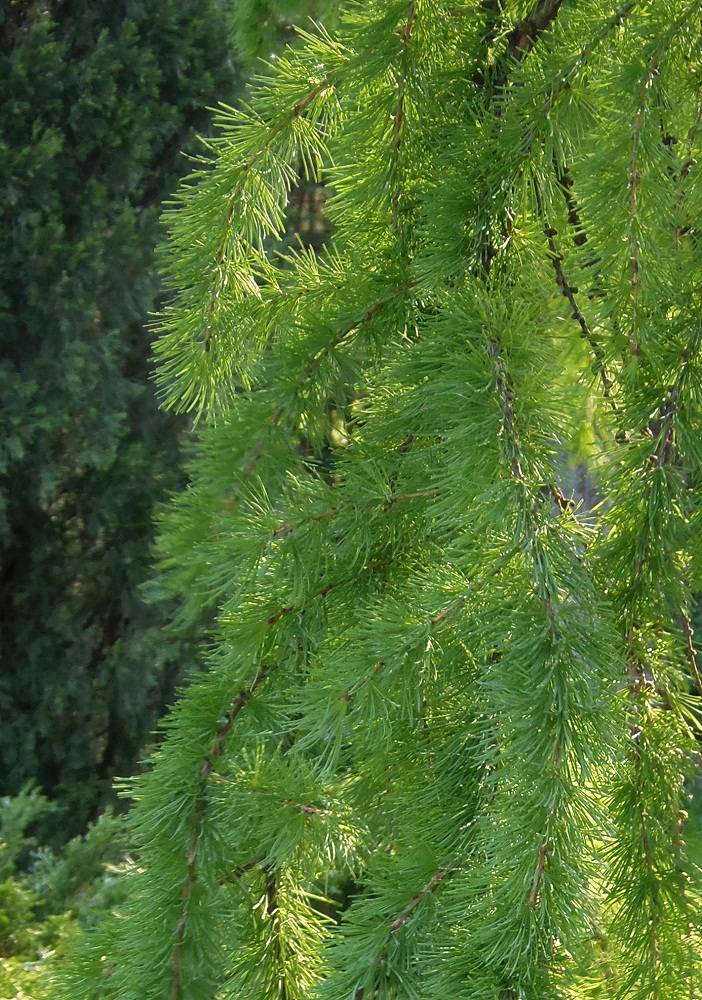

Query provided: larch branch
[543,222,616,404]
[389,867,450,932]
[682,612,702,693]
[171,664,272,1000]
[489,339,525,481]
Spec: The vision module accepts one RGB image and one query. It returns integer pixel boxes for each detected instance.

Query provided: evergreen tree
[0,0,242,838]
[54,1,702,997]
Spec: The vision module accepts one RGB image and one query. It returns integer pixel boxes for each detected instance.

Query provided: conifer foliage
[58,2,702,997]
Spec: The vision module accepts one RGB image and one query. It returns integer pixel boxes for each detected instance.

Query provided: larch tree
[54,2,702,998]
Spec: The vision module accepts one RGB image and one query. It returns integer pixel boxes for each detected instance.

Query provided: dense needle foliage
[55,2,702,998]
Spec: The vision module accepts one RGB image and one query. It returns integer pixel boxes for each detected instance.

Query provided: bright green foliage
[54,1,702,998]
[0,0,244,838]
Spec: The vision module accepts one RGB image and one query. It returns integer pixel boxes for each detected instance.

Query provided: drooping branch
[203,73,341,354]
[171,664,273,1000]
[538,1,639,119]
[489,339,525,481]
[353,867,452,1000]
[543,223,616,404]
[389,867,451,932]
[239,281,417,479]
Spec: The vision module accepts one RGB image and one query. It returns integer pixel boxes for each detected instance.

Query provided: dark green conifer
[0,0,242,837]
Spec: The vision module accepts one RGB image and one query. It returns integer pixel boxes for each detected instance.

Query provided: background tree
[52,1,702,998]
[0,0,246,839]
[0,0,340,846]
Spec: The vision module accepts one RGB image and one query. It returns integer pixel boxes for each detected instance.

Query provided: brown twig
[237,281,416,484]
[528,835,550,910]
[549,485,575,513]
[507,0,562,62]
[389,867,450,932]
[543,223,616,404]
[341,660,387,704]
[266,559,387,627]
[490,0,565,104]
[553,165,588,247]
[299,286,412,384]
[430,545,521,628]
[489,339,525,481]
[266,868,279,917]
[648,328,701,467]
[629,55,662,358]
[682,612,702,693]
[271,486,437,542]
[283,798,328,816]
[391,2,418,226]
[218,857,263,886]
[272,505,341,539]
[352,866,453,999]
[538,1,639,120]
[673,101,702,249]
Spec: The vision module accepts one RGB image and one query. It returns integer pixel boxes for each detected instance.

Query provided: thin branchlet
[543,222,616,403]
[266,558,387,627]
[682,613,702,693]
[353,867,452,999]
[170,665,272,1000]
[389,867,450,932]
[391,1,418,231]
